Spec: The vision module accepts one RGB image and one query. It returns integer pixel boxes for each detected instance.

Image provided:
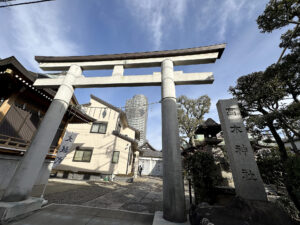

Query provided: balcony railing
[0,134,58,159]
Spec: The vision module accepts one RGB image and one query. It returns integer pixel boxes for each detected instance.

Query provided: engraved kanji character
[230,125,243,134]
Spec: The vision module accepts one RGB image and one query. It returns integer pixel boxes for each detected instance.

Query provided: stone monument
[217,99,267,201]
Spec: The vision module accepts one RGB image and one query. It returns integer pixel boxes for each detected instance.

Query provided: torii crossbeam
[1,44,225,223]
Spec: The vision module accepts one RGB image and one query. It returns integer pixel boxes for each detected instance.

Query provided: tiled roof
[139,142,162,158]
[0,56,95,123]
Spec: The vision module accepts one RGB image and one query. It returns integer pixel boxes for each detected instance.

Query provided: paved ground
[31,176,166,213]
[6,176,191,224]
[8,204,154,225]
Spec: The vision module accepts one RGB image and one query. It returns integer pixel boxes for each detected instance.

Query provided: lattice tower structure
[125,95,148,146]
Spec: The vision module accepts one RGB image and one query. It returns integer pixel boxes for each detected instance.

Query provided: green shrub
[256,148,284,187]
[285,155,300,209]
[257,149,300,219]
[276,196,300,220]
[186,151,221,204]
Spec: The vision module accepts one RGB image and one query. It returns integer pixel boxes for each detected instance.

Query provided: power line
[0,0,55,8]
[11,102,92,124]
[9,99,160,124]
[77,101,161,111]
[68,105,92,124]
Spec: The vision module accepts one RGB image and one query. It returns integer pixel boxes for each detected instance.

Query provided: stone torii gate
[0,44,225,223]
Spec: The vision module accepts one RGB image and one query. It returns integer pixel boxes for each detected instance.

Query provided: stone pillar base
[0,197,43,222]
[153,211,189,225]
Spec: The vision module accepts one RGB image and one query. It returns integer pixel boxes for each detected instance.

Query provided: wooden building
[0,56,94,195]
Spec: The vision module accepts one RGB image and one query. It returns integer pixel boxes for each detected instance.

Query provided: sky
[0,0,288,150]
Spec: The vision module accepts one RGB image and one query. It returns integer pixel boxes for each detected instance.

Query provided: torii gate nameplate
[1,44,225,223]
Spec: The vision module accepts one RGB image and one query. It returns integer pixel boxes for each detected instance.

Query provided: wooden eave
[0,56,94,123]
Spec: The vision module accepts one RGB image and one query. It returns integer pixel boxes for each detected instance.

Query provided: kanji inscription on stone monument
[235,144,248,156]
[217,99,267,201]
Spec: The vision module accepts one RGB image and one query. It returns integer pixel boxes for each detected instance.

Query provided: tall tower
[125,95,148,146]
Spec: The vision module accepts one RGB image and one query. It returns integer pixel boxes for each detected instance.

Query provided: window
[73,148,93,162]
[112,151,120,164]
[90,122,107,134]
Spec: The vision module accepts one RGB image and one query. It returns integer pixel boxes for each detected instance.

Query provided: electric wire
[0,0,55,8]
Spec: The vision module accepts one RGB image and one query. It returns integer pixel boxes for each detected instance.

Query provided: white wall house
[54,95,140,180]
[138,142,163,177]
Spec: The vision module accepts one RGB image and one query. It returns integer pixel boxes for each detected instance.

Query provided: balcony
[0,134,58,159]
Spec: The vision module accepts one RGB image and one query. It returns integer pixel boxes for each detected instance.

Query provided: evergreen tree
[177,95,210,148]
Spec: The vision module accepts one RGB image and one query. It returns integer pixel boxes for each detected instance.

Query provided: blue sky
[0,0,287,149]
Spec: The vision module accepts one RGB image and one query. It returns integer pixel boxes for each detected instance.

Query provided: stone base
[0,197,43,222]
[153,211,189,225]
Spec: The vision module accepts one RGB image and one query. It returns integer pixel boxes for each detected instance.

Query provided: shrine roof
[0,56,95,123]
[139,142,162,158]
[35,43,226,63]
[195,118,221,134]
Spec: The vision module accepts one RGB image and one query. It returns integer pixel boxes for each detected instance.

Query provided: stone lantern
[195,118,222,148]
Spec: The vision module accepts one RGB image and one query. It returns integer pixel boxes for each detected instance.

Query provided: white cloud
[0,1,79,70]
[125,0,268,49]
[126,0,187,49]
[196,0,267,41]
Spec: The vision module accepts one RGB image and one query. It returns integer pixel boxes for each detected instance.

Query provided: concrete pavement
[8,204,154,225]
[82,177,163,213]
[6,177,191,224]
[31,177,164,213]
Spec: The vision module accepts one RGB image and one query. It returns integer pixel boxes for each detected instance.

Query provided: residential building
[54,95,140,180]
[125,95,148,146]
[138,142,162,176]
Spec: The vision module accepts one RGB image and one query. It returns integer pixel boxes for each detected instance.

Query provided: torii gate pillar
[0,44,225,223]
[1,65,82,202]
[161,59,186,222]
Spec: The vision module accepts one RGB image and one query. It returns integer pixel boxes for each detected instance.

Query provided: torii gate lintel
[33,71,214,88]
[1,44,225,223]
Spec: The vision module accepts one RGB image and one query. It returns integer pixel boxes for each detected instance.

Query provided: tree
[264,52,300,139]
[177,95,210,148]
[229,71,289,161]
[256,0,300,150]
[229,65,300,213]
[263,53,300,151]
[266,53,300,103]
[257,0,300,64]
[257,0,299,33]
[229,0,300,212]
